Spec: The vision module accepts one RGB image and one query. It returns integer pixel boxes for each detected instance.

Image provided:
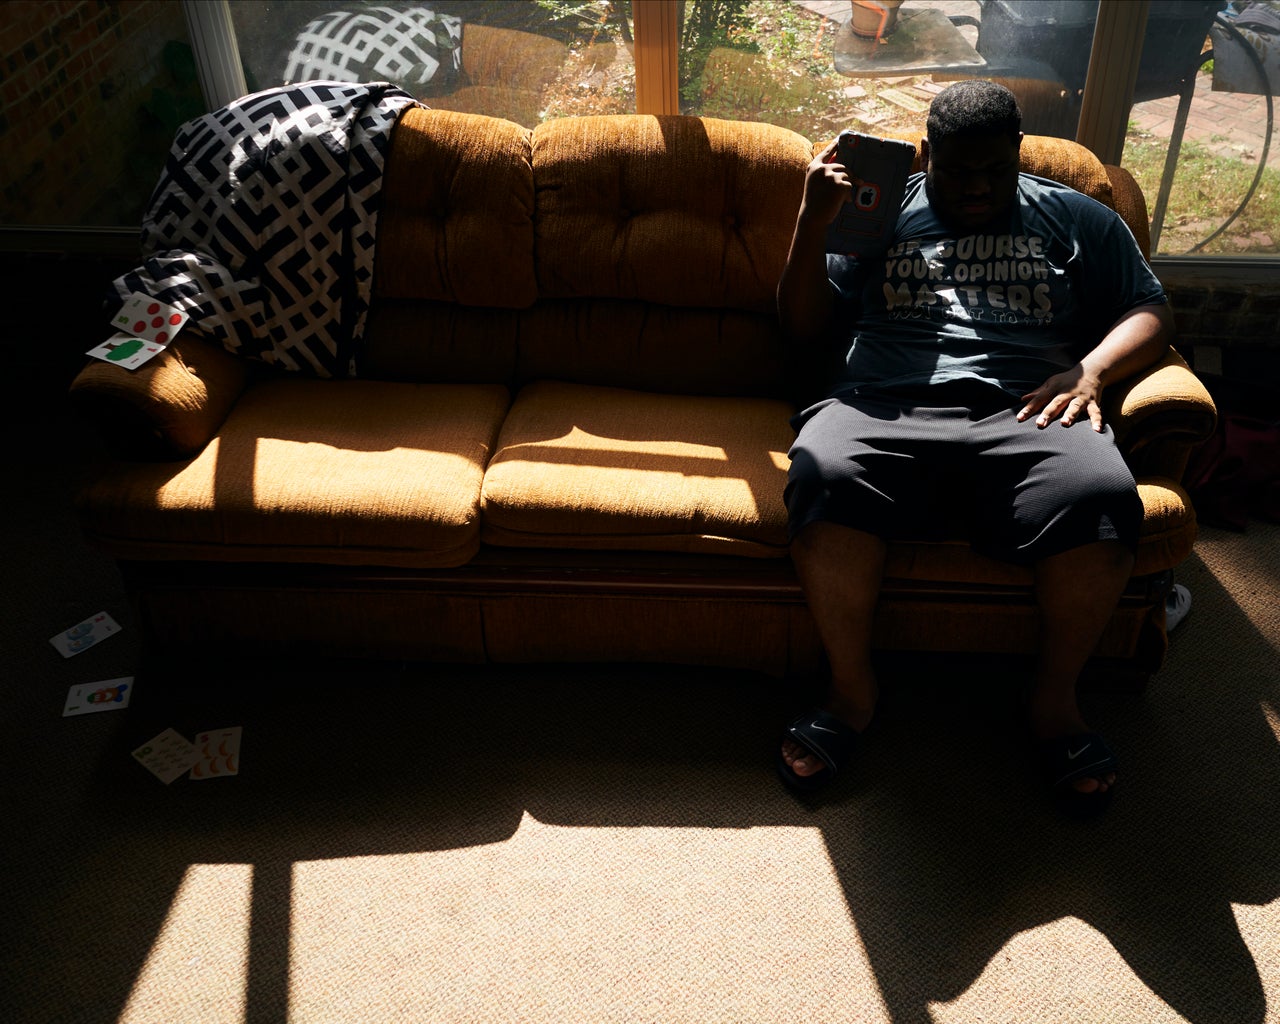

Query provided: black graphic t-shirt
[826,173,1168,397]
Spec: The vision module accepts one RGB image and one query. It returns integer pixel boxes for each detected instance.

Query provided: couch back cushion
[367,108,534,383]
[531,115,810,313]
[1018,135,1114,208]
[375,108,536,306]
[512,299,791,398]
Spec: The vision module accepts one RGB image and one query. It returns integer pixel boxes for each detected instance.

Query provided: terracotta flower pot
[850,0,905,38]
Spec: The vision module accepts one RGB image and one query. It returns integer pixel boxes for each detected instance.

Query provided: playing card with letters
[132,728,198,784]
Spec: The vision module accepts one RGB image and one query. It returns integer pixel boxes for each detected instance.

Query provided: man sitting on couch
[776,81,1174,815]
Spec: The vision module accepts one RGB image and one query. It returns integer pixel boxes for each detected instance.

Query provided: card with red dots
[110,291,189,346]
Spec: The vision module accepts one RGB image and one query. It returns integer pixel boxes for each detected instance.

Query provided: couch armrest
[68,336,249,459]
[1107,348,1218,482]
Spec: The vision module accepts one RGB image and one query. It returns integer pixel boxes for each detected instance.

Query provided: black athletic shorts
[784,380,1142,564]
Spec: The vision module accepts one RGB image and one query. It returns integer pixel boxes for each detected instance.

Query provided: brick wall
[1169,286,1280,349]
[1159,263,1280,383]
[0,0,190,227]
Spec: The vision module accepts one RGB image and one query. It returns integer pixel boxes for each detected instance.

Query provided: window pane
[1125,0,1279,258]
[0,0,193,227]
[676,1,1094,141]
[229,1,636,127]
[675,1,1064,140]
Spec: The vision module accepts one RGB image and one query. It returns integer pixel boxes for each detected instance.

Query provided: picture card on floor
[190,726,242,779]
[49,611,122,658]
[63,677,133,717]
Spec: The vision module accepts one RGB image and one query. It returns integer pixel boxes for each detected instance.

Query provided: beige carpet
[5,426,1279,1022]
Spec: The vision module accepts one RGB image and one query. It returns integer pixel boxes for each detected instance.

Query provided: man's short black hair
[926,80,1022,145]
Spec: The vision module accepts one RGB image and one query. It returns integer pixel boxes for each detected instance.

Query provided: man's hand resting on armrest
[1018,303,1175,432]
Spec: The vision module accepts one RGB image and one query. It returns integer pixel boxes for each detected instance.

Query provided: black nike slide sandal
[777,708,861,794]
[1038,731,1118,819]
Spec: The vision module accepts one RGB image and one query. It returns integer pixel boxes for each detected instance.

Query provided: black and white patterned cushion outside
[282,5,464,95]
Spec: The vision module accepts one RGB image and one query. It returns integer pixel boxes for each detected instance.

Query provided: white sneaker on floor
[1166,583,1192,631]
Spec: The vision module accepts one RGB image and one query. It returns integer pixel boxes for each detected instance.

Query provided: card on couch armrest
[70,337,251,459]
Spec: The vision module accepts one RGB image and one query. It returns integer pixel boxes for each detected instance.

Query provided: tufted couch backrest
[365,109,809,396]
[530,115,810,311]
[365,110,1152,396]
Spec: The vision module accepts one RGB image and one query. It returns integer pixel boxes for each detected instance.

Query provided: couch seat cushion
[480,381,794,556]
[76,379,510,568]
[880,477,1198,585]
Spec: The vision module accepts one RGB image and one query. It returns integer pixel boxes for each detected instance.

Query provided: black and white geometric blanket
[111,82,419,377]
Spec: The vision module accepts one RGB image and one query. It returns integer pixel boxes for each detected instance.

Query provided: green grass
[1123,136,1280,255]
[682,0,928,139]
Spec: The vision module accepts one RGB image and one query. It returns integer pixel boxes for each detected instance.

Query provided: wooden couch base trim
[119,557,1172,604]
[118,558,1172,678]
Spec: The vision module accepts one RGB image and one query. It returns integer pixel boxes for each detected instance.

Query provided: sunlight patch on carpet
[1235,897,1280,1002]
[927,917,1193,1023]
[118,863,253,1024]
[1262,701,1280,744]
[284,811,893,1022]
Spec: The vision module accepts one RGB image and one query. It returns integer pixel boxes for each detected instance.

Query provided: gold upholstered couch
[68,109,1217,685]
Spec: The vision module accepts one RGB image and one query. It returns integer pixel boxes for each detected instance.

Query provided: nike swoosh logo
[1067,744,1091,759]
[810,722,838,734]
